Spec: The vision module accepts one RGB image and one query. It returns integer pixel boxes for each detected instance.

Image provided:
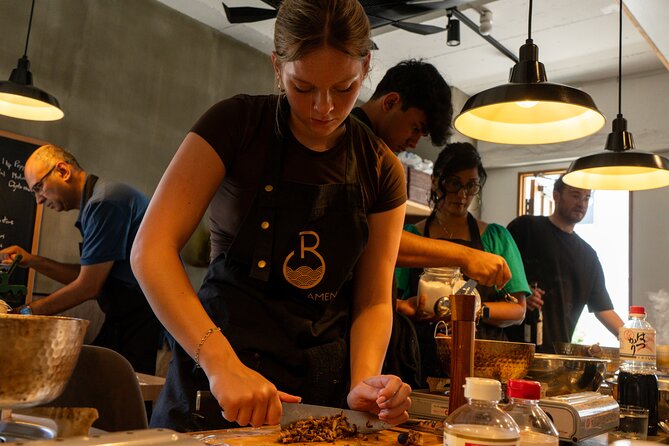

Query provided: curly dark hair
[369,59,452,146]
[429,142,487,208]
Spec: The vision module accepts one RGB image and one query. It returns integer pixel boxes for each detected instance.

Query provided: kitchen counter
[191,425,441,446]
[569,432,669,445]
[189,427,669,446]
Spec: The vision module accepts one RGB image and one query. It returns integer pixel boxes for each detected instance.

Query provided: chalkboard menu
[0,131,44,304]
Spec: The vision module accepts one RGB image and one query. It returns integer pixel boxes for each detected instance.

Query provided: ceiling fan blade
[366,13,393,29]
[391,21,445,35]
[222,3,278,23]
[404,0,461,8]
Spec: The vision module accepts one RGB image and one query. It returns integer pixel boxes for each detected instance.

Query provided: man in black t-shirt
[506,176,624,352]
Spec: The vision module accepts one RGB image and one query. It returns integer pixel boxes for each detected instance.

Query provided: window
[518,171,629,348]
[518,170,563,217]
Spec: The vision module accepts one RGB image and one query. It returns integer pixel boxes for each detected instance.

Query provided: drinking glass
[608,405,649,442]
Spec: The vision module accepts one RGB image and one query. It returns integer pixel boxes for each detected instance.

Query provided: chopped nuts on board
[278,412,366,443]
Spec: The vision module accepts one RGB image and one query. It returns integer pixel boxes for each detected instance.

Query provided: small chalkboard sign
[0,130,44,306]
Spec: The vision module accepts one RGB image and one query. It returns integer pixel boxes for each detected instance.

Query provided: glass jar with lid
[417,266,480,318]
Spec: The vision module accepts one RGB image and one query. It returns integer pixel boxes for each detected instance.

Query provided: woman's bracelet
[195,326,221,369]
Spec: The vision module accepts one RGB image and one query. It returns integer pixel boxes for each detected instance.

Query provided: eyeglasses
[442,178,481,196]
[30,164,57,196]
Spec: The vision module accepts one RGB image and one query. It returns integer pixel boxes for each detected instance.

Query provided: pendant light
[562,0,669,191]
[0,0,64,121]
[454,0,605,145]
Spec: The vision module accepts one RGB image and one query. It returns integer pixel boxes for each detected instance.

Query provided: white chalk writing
[7,179,29,192]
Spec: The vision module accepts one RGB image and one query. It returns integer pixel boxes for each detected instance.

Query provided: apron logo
[283,230,326,290]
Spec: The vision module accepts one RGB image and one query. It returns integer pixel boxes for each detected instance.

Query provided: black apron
[423,211,505,340]
[79,175,162,375]
[407,212,506,384]
[152,118,369,432]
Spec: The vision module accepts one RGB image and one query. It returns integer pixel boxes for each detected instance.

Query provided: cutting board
[192,425,442,445]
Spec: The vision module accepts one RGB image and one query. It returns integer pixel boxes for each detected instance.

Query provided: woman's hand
[396,295,425,319]
[347,375,411,425]
[208,359,301,427]
[397,295,451,322]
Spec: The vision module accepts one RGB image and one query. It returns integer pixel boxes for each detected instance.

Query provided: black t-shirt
[506,215,613,352]
[191,94,407,259]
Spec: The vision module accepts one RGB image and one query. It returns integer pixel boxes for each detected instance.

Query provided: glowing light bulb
[516,100,539,108]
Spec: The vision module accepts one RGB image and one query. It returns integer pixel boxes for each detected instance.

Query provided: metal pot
[552,341,620,375]
[0,314,88,409]
[657,345,669,374]
[659,377,669,425]
[525,353,609,397]
[434,335,535,382]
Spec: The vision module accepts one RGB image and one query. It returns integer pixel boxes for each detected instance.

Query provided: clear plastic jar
[418,267,479,318]
[503,379,559,446]
[443,377,520,446]
[619,305,657,372]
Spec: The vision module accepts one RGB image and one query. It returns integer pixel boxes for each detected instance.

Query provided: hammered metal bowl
[0,314,88,409]
[435,335,535,382]
[525,353,609,397]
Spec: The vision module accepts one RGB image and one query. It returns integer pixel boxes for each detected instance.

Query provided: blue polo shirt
[74,176,149,289]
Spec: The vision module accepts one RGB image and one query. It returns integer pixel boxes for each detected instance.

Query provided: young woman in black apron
[132,0,411,432]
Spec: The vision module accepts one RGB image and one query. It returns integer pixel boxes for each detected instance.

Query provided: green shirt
[396,223,531,298]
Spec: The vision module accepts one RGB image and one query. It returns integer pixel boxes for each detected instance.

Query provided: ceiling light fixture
[0,0,63,121]
[453,0,605,145]
[562,0,669,191]
[446,10,460,47]
[479,8,493,36]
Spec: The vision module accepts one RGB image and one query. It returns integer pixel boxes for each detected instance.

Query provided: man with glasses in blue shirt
[0,144,161,375]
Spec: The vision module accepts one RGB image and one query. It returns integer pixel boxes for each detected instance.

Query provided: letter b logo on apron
[282,230,326,289]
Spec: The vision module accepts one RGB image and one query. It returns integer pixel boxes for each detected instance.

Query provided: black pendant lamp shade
[563,1,669,190]
[454,1,605,145]
[564,117,669,191]
[0,0,64,121]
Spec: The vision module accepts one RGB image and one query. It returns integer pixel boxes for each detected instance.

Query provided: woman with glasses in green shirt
[394,142,530,384]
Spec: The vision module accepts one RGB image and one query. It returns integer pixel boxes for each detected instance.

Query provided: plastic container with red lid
[503,379,559,446]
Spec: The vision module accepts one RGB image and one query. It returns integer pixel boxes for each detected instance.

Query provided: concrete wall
[0,0,275,292]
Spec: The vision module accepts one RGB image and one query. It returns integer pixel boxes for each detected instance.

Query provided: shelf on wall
[406,200,431,216]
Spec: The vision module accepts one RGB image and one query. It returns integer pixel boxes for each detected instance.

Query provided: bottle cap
[506,379,541,400]
[464,377,501,401]
[629,306,646,316]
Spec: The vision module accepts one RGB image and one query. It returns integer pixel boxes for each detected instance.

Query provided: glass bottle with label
[618,305,659,436]
[503,379,559,446]
[443,377,520,446]
[522,282,543,346]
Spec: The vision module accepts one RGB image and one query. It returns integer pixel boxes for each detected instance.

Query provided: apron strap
[82,174,99,207]
[248,104,287,281]
[466,212,484,251]
[78,174,100,256]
